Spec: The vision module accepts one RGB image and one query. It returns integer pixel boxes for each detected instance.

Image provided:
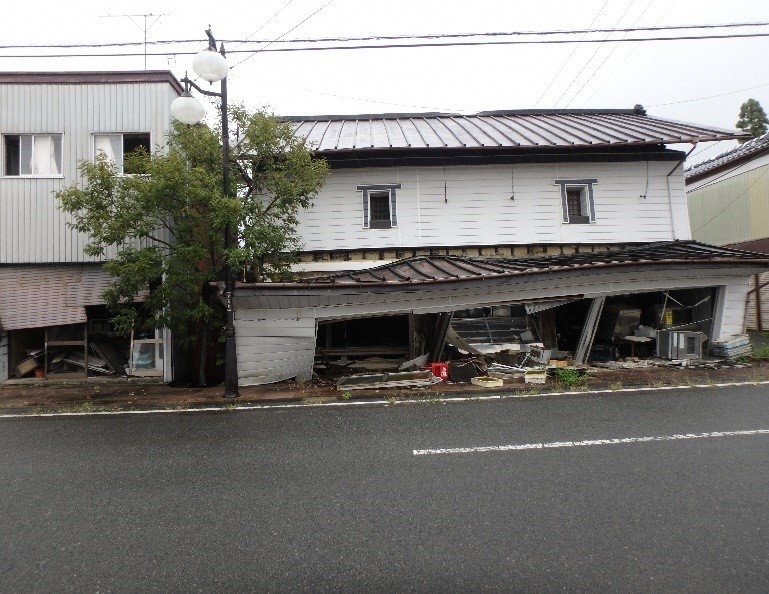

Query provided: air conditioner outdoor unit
[656,330,704,360]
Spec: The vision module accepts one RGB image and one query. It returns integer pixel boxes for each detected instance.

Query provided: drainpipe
[667,140,698,240]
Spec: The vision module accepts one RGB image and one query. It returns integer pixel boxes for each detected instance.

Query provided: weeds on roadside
[552,368,588,389]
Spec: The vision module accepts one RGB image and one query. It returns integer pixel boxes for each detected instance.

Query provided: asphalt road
[1,385,768,592]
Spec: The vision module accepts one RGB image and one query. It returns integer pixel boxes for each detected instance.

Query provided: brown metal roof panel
[469,117,519,146]
[485,116,541,145]
[532,114,603,145]
[557,114,629,144]
[494,115,560,146]
[577,114,658,143]
[295,241,769,287]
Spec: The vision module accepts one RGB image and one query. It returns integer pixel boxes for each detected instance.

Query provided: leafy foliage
[736,98,769,142]
[57,110,328,379]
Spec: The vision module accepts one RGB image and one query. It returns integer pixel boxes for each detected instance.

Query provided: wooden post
[755,274,763,331]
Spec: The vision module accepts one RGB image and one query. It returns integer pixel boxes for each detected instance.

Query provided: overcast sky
[4,0,769,164]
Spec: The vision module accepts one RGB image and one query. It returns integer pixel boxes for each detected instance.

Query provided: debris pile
[710,334,752,360]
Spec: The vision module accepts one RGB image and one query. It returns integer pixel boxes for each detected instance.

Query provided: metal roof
[0,71,184,95]
[685,132,769,182]
[291,241,769,287]
[286,107,745,153]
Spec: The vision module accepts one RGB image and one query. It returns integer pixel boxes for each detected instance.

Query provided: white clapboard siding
[235,313,316,386]
[0,81,177,264]
[296,161,690,252]
[0,332,8,382]
[711,277,752,340]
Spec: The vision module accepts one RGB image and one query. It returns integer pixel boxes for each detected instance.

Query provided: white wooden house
[0,71,182,381]
[228,108,769,385]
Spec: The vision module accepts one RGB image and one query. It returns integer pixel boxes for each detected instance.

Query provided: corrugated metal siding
[687,165,769,246]
[296,160,688,252]
[235,311,316,385]
[0,264,113,330]
[0,81,177,264]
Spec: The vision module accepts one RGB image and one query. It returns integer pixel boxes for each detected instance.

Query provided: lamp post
[171,27,239,398]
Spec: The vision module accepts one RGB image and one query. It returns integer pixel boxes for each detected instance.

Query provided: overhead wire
[579,0,676,106]
[565,0,656,107]
[2,20,769,49]
[552,1,637,108]
[4,31,769,60]
[229,0,337,69]
[533,0,609,108]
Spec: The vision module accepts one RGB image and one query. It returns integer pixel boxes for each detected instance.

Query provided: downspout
[667,140,698,240]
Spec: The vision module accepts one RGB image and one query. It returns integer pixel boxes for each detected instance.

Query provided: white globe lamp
[192,49,228,83]
[170,92,206,125]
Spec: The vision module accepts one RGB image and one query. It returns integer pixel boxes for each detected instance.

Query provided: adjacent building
[686,133,769,329]
[0,71,183,381]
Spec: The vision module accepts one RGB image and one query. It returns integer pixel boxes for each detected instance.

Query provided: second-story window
[357,183,401,229]
[94,133,151,174]
[3,134,63,176]
[555,178,597,224]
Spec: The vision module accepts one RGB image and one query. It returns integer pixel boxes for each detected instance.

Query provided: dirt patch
[1,361,767,414]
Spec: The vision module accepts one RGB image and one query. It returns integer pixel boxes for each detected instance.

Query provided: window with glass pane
[4,134,62,176]
[369,190,392,228]
[94,133,150,174]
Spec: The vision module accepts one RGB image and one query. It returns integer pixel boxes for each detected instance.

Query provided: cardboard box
[16,357,38,377]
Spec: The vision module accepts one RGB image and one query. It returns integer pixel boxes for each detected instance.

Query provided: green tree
[57,109,328,384]
[736,98,769,142]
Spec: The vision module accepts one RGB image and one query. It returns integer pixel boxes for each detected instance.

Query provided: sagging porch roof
[236,241,769,292]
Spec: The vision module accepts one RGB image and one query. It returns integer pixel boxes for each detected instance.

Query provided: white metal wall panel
[710,277,751,340]
[235,311,317,386]
[0,81,177,264]
[296,160,687,253]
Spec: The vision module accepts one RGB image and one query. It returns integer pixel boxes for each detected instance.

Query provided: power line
[230,0,337,69]
[533,0,609,108]
[565,0,656,107]
[2,20,769,50]
[553,1,637,108]
[649,82,769,107]
[579,0,675,106]
[234,0,296,48]
[4,31,769,60]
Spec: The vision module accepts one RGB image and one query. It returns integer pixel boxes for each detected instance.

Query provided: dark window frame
[93,132,151,175]
[357,183,401,229]
[3,133,63,177]
[555,178,597,224]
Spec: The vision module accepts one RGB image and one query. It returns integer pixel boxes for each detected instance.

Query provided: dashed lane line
[413,428,769,456]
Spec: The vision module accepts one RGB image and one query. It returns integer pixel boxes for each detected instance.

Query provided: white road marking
[0,379,767,420]
[413,429,769,456]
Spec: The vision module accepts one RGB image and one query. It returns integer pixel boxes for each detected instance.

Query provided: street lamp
[171,27,239,398]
